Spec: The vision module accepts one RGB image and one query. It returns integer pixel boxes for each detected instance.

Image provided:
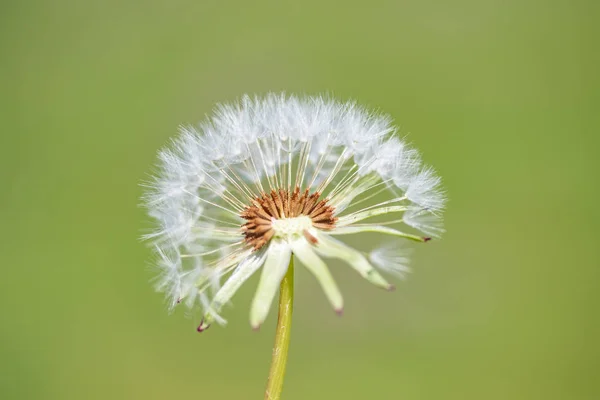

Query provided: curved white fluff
[369,243,412,278]
[143,93,445,329]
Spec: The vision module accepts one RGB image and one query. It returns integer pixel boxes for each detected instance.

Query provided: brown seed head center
[240,187,337,250]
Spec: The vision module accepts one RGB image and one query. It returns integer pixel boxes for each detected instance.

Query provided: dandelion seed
[143,93,446,331]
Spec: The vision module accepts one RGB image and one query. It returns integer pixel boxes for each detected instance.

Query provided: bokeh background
[1,0,599,399]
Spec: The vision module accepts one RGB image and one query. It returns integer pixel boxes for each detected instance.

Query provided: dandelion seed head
[143,93,446,329]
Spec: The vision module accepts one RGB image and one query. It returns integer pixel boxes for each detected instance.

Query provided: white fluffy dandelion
[143,93,445,332]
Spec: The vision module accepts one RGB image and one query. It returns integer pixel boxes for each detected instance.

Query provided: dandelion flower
[144,93,445,332]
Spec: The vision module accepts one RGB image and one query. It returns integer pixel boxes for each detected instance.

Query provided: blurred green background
[1,0,599,399]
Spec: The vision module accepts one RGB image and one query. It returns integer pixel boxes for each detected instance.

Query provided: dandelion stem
[264,257,294,400]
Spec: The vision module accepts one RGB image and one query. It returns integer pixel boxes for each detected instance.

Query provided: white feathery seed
[369,243,412,279]
[143,93,446,331]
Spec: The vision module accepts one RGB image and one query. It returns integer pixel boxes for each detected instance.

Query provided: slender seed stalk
[264,257,294,400]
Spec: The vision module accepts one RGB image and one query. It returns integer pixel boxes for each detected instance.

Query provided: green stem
[264,257,294,400]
